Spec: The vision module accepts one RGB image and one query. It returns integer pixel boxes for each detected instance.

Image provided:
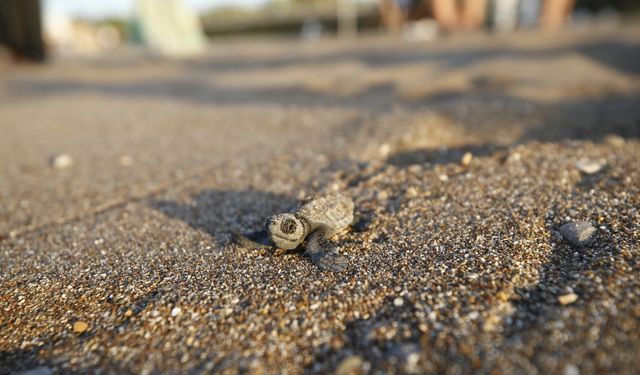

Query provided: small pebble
[377,190,389,201]
[575,158,606,175]
[564,364,580,375]
[559,221,596,247]
[73,321,89,333]
[506,151,521,163]
[379,143,391,157]
[460,152,473,167]
[171,307,182,317]
[51,154,73,169]
[558,293,579,305]
[408,164,422,174]
[405,187,418,198]
[393,297,404,307]
[335,355,363,375]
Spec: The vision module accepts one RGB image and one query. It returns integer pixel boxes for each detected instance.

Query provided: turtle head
[267,213,306,250]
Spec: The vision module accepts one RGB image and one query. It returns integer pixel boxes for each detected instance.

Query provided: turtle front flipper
[306,228,348,272]
[232,229,273,249]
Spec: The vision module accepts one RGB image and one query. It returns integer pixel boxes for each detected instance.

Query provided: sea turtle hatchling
[233,193,354,272]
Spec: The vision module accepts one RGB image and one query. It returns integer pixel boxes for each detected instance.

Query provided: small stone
[604,134,625,148]
[506,151,521,163]
[119,155,133,167]
[575,158,606,175]
[564,364,580,375]
[393,297,404,307]
[405,187,418,198]
[407,164,422,174]
[171,307,182,317]
[496,291,510,302]
[558,293,579,305]
[379,143,391,157]
[124,309,133,317]
[51,154,73,169]
[73,321,89,333]
[438,174,448,182]
[335,355,363,375]
[559,221,596,247]
[460,152,473,167]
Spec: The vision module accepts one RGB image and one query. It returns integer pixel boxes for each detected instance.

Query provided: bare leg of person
[460,0,488,30]
[541,0,575,30]
[379,0,405,33]
[430,0,459,30]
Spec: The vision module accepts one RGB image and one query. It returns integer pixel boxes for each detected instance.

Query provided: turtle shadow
[149,189,298,245]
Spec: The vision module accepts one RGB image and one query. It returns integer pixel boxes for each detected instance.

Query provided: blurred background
[1,0,639,60]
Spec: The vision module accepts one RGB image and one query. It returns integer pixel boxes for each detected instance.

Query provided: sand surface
[1,27,640,374]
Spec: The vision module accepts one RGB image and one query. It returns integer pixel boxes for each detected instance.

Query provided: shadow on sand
[149,189,298,244]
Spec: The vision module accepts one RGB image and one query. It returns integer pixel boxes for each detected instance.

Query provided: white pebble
[51,154,73,169]
[379,143,391,157]
[564,364,580,375]
[460,152,473,166]
[506,152,522,162]
[558,293,578,305]
[575,158,606,175]
[171,307,182,317]
[393,297,404,307]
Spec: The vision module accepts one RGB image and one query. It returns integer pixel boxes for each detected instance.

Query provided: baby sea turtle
[233,193,354,272]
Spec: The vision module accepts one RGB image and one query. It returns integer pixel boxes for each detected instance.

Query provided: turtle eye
[280,218,297,234]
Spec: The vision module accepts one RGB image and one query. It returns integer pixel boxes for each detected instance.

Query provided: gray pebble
[559,221,596,247]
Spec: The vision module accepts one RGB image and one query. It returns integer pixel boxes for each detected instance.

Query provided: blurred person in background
[0,0,45,62]
[541,0,576,30]
[379,0,488,33]
[379,0,577,35]
[430,0,488,30]
[379,0,413,33]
